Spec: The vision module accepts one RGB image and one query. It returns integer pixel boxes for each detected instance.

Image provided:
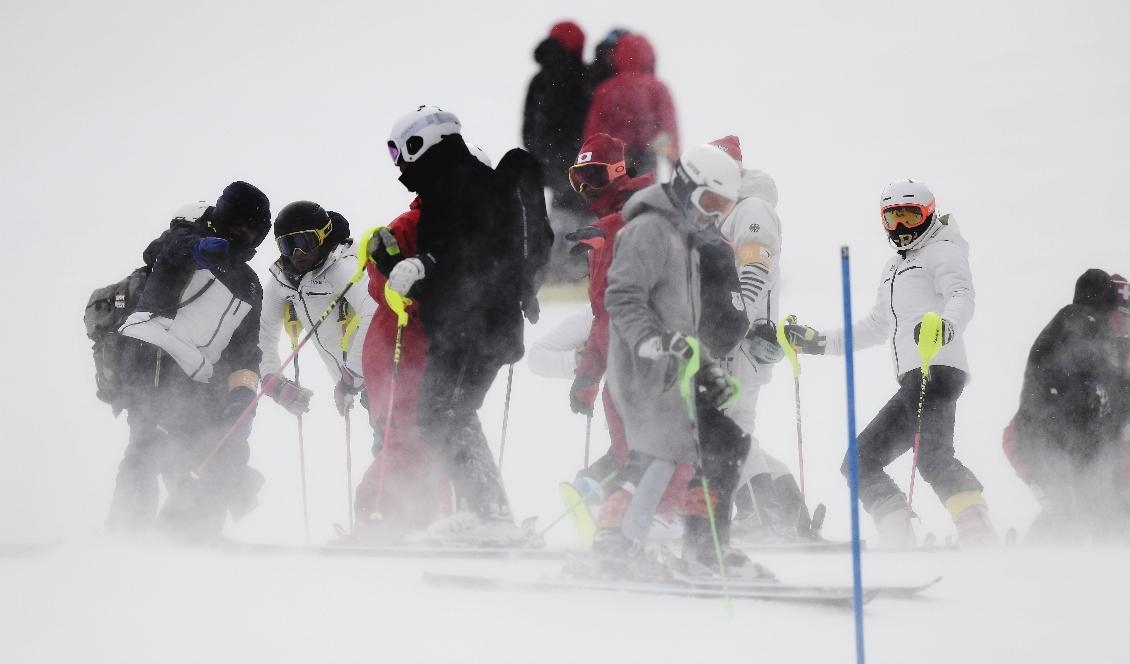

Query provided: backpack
[495,148,554,324]
[84,266,151,414]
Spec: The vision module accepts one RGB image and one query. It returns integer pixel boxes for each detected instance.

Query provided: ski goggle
[386,138,424,164]
[690,188,737,220]
[568,160,626,193]
[881,205,930,231]
[276,217,333,256]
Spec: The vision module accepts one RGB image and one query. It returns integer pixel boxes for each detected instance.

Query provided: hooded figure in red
[353,200,451,540]
[583,34,679,177]
[565,133,693,511]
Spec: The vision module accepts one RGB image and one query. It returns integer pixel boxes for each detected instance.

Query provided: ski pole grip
[383,283,411,327]
[917,311,943,376]
[778,314,801,377]
[676,336,703,422]
[354,226,381,282]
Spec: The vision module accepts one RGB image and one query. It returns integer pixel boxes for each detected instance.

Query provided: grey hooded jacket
[605,183,709,462]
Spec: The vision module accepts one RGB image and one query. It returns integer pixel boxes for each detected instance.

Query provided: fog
[2,1,1128,662]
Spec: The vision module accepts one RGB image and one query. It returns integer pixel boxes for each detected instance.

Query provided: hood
[534,37,581,70]
[904,213,967,256]
[622,182,679,224]
[612,34,655,74]
[587,172,655,217]
[1073,268,1118,312]
[738,169,778,208]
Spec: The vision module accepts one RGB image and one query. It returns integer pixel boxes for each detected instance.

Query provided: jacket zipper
[889,262,899,371]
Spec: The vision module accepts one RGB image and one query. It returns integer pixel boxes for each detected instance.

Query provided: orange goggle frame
[881,204,930,231]
[568,160,627,193]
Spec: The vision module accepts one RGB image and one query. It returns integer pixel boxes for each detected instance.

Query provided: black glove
[696,363,738,410]
[783,323,826,355]
[569,373,600,416]
[222,387,257,442]
[565,226,607,256]
[747,320,784,364]
[368,227,403,277]
[637,330,695,362]
[334,370,364,416]
[913,318,954,346]
[265,375,313,416]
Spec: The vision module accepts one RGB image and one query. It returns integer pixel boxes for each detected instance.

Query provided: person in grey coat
[594,144,765,577]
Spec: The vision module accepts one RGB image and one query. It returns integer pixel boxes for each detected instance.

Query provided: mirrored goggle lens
[882,206,926,230]
[568,163,613,192]
[694,189,737,218]
[387,141,400,164]
[277,231,322,256]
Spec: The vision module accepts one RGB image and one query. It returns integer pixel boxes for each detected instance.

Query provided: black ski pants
[110,338,257,538]
[841,366,982,517]
[417,339,510,518]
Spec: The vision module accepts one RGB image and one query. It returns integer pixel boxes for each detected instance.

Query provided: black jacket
[522,38,590,201]
[398,135,543,361]
[134,214,263,377]
[1015,269,1121,471]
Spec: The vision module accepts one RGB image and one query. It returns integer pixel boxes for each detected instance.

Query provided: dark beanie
[214,181,271,232]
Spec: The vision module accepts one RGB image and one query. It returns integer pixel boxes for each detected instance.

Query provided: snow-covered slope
[2,1,1129,662]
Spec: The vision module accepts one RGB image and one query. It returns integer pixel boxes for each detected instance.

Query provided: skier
[353,143,498,541]
[1004,268,1127,542]
[783,179,995,547]
[522,20,592,281]
[258,201,376,421]
[109,182,271,540]
[583,33,678,177]
[381,105,551,544]
[595,144,766,577]
[707,135,820,542]
[586,27,630,92]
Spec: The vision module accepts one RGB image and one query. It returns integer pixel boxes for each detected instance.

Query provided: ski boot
[946,490,998,547]
[409,512,537,548]
[872,495,918,549]
[588,528,671,581]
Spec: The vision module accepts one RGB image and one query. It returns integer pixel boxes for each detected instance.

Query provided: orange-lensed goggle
[881,205,930,231]
[568,160,626,193]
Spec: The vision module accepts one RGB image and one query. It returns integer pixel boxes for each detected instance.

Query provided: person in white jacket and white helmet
[708,135,821,542]
[258,201,377,419]
[784,179,995,547]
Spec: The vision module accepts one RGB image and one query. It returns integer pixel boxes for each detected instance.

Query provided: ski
[666,570,943,599]
[220,539,573,560]
[422,571,877,607]
[733,538,856,553]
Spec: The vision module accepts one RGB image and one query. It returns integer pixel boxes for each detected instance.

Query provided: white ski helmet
[880,178,937,250]
[666,144,741,227]
[387,105,462,165]
[171,201,210,224]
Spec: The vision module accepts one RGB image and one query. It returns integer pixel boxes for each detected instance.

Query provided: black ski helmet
[212,181,271,250]
[274,200,331,239]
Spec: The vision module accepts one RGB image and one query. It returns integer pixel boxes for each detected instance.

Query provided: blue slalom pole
[841,246,866,663]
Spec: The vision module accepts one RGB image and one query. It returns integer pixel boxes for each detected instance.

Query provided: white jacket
[119,269,255,383]
[717,169,782,325]
[824,216,974,376]
[258,242,376,383]
[526,308,593,379]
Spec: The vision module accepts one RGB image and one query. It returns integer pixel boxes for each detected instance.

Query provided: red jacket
[574,173,654,383]
[583,35,678,163]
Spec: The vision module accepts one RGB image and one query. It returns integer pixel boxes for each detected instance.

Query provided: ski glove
[747,320,784,364]
[265,375,313,416]
[388,257,425,296]
[565,226,607,256]
[783,324,826,355]
[334,369,364,416]
[569,373,600,416]
[696,363,739,411]
[368,227,403,277]
[192,237,229,269]
[637,331,695,362]
[913,318,954,346]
